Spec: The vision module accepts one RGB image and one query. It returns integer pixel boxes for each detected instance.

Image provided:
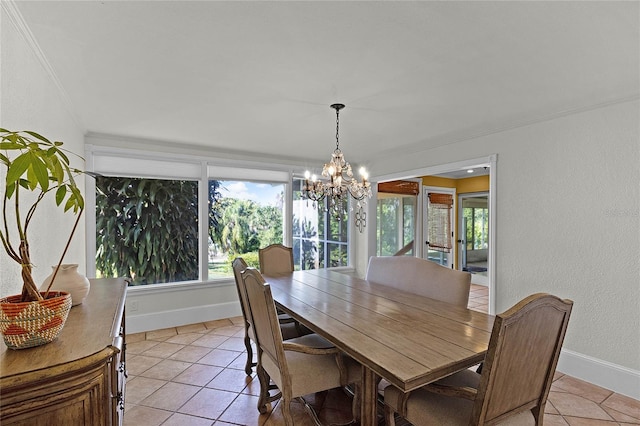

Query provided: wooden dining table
[263,268,494,426]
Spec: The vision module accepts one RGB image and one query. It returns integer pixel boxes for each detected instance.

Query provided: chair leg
[383,404,397,426]
[282,397,295,426]
[298,396,324,426]
[256,364,273,414]
[243,331,254,375]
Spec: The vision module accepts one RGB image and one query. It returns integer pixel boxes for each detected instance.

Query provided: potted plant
[0,129,85,349]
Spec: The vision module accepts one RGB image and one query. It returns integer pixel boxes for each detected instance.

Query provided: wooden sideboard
[0,278,128,425]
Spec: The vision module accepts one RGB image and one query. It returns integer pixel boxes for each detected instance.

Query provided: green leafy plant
[0,129,84,302]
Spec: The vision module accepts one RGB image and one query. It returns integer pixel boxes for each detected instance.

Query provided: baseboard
[557,348,640,400]
[126,301,242,334]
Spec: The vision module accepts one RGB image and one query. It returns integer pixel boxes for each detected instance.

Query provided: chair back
[259,244,294,275]
[365,256,471,307]
[241,268,288,377]
[232,258,252,326]
[472,293,573,425]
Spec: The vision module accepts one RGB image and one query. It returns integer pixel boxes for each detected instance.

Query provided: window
[376,195,416,256]
[292,178,349,270]
[208,180,285,279]
[376,180,419,257]
[463,199,489,250]
[88,148,353,286]
[95,176,199,285]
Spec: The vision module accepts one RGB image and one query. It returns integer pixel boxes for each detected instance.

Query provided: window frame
[291,177,352,270]
[85,144,355,289]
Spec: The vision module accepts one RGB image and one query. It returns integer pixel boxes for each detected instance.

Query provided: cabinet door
[1,366,108,426]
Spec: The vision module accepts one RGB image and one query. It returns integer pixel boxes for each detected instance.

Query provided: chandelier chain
[335,108,340,150]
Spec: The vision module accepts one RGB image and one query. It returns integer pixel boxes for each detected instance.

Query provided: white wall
[124,280,242,334]
[0,8,87,297]
[367,99,640,396]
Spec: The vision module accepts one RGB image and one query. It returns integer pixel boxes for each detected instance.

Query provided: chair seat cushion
[385,369,535,425]
[262,334,360,397]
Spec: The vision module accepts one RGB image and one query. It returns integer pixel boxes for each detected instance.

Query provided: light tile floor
[124,284,640,425]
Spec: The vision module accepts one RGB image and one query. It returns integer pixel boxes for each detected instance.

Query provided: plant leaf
[55,185,67,206]
[23,130,51,144]
[29,152,50,192]
[6,152,31,185]
[5,182,15,198]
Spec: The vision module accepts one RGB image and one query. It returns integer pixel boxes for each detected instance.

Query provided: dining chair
[258,244,308,333]
[383,293,573,426]
[241,267,361,426]
[365,256,472,307]
[232,257,302,376]
[258,243,294,276]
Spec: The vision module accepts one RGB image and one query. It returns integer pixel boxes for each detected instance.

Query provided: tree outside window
[95,175,347,286]
[95,177,199,285]
[208,180,284,278]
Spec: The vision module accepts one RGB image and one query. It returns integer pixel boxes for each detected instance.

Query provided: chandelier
[303,103,372,232]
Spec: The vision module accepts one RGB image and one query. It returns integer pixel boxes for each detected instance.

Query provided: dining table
[263,268,495,426]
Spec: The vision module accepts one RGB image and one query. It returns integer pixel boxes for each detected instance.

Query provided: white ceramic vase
[40,264,91,306]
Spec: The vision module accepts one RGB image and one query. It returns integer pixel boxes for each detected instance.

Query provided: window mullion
[200,162,209,282]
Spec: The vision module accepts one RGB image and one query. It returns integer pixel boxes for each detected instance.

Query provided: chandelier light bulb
[304,170,311,179]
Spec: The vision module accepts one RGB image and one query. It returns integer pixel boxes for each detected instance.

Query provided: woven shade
[427,193,453,253]
[378,180,419,196]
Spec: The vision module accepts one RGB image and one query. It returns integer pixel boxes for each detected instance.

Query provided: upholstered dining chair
[365,256,472,307]
[241,267,361,426]
[258,244,307,333]
[259,243,294,276]
[383,293,573,426]
[232,257,301,376]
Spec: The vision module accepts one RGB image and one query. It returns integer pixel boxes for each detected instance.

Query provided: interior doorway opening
[459,192,489,286]
[370,154,497,314]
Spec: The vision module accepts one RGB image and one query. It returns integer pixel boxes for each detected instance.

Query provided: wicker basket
[0,292,72,350]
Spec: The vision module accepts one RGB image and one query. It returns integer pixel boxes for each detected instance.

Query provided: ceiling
[8,1,639,170]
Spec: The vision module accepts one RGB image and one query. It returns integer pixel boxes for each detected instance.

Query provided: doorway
[370,154,496,314]
[458,192,489,285]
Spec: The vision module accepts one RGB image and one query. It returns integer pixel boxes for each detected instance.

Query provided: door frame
[369,154,497,314]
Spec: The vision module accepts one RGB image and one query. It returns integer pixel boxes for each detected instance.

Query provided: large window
[292,179,348,270]
[89,149,353,287]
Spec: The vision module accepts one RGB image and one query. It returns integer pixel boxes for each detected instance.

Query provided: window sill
[126,278,235,294]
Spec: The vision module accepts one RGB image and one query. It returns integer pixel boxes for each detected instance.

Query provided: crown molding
[2,0,84,130]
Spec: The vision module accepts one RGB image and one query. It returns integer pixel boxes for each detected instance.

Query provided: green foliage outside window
[464,206,489,250]
[95,177,199,285]
[95,175,344,285]
[376,196,415,256]
[208,181,284,277]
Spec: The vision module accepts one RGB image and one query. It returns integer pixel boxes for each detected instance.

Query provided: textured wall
[1,8,87,298]
[368,100,640,371]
